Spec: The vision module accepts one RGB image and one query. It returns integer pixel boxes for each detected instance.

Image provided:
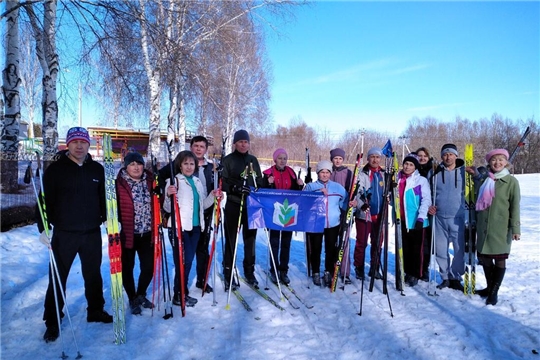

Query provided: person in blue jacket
[304,160,347,287]
[428,143,466,291]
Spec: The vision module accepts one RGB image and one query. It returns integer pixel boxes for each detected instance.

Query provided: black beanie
[233,129,250,144]
[403,153,420,170]
[124,152,145,167]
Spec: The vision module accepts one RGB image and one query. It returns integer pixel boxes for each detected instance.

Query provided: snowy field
[1,174,539,360]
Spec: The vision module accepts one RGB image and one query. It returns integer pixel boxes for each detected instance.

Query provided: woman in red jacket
[262,148,304,284]
[116,152,155,315]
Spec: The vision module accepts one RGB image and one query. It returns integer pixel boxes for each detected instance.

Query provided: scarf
[476,168,510,211]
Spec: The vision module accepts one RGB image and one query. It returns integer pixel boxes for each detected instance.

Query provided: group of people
[37,126,521,344]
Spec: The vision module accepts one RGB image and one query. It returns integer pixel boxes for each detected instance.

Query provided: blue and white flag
[247,189,326,232]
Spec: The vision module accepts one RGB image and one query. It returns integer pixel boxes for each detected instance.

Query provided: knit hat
[233,129,250,144]
[330,148,346,160]
[441,143,458,157]
[66,127,90,146]
[403,153,420,169]
[273,148,287,162]
[124,152,145,167]
[367,147,383,158]
[316,160,333,174]
[485,148,509,163]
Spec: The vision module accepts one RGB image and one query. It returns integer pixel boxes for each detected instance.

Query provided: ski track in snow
[1,174,539,360]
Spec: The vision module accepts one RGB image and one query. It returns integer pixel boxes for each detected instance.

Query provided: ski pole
[225,165,250,310]
[264,228,284,301]
[428,163,439,297]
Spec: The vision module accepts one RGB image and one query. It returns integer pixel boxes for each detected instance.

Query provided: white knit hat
[316,160,333,173]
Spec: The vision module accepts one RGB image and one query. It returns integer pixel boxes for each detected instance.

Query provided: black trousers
[43,228,105,327]
[195,209,213,282]
[307,225,340,274]
[223,201,257,275]
[402,224,425,279]
[269,229,292,272]
[122,232,154,301]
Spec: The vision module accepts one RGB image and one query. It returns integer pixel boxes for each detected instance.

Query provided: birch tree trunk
[138,0,162,161]
[1,0,21,192]
[25,0,59,167]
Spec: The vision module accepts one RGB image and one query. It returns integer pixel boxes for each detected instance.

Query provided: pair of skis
[150,157,174,319]
[392,151,405,294]
[464,144,476,295]
[103,134,127,344]
[330,153,362,292]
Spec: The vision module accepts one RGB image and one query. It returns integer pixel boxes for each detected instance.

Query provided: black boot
[476,264,493,297]
[223,267,238,292]
[244,265,259,288]
[486,267,506,306]
[355,266,364,280]
[279,271,290,285]
[268,270,278,284]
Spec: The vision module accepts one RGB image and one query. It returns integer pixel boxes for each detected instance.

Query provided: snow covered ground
[1,174,539,360]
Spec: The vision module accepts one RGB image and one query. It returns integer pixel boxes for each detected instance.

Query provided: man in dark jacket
[38,127,112,343]
[221,130,263,289]
[190,136,215,293]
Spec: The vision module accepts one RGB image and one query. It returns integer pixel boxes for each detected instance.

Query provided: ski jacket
[163,174,215,231]
[39,150,106,233]
[197,158,214,196]
[361,165,386,220]
[397,170,431,230]
[221,150,263,204]
[116,168,154,249]
[354,172,373,222]
[262,165,301,190]
[418,158,434,178]
[428,159,465,218]
[330,166,353,192]
[303,180,347,229]
[474,173,521,255]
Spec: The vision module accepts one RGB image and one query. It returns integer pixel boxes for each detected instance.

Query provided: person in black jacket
[415,147,434,281]
[38,127,112,343]
[190,136,216,293]
[221,130,263,290]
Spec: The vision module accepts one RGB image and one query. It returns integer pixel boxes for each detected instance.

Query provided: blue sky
[265,1,539,139]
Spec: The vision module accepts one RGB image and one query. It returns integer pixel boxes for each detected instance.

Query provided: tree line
[244,115,539,174]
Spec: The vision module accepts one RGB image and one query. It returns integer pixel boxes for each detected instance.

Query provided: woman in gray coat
[466,148,521,306]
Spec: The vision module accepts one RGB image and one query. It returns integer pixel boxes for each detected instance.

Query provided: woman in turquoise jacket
[396,154,432,287]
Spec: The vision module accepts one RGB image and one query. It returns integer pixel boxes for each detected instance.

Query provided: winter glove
[360,203,370,212]
[232,184,251,196]
[39,230,51,247]
[415,219,424,230]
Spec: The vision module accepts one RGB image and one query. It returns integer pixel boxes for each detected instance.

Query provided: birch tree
[24,0,59,165]
[1,0,21,192]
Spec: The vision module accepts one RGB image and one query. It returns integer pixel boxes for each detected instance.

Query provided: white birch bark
[1,0,21,191]
[25,0,59,164]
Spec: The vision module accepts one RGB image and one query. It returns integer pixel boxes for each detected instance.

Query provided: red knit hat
[66,127,90,146]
